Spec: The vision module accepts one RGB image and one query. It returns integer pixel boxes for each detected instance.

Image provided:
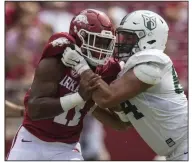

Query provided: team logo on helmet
[142,15,157,31]
[74,15,89,24]
[51,38,70,47]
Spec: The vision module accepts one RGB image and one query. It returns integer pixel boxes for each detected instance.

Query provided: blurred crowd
[5,1,188,160]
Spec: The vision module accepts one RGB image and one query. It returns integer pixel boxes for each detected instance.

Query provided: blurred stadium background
[5,1,188,160]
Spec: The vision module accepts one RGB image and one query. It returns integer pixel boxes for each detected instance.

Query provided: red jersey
[22,32,121,144]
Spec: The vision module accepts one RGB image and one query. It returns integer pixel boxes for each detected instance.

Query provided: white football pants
[7,126,83,160]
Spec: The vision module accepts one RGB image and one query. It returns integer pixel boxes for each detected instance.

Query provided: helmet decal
[142,14,157,31]
[50,37,70,47]
[74,15,89,24]
[120,14,130,25]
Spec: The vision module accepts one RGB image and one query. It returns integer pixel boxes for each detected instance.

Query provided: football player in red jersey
[7,9,131,160]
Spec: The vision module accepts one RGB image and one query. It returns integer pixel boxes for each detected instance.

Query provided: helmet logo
[50,37,70,47]
[74,15,89,24]
[142,15,157,31]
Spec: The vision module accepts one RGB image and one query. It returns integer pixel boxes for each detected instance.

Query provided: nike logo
[184,152,188,154]
[21,139,32,142]
[73,60,80,64]
[69,58,80,64]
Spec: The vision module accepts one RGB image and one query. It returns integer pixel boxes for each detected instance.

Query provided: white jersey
[118,49,188,156]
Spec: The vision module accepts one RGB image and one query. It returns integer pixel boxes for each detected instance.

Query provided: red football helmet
[69,9,116,66]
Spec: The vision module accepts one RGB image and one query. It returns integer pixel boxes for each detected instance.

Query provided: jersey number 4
[172,65,183,94]
[121,101,144,120]
[119,66,182,120]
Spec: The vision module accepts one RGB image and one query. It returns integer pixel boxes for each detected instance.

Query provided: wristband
[60,93,85,111]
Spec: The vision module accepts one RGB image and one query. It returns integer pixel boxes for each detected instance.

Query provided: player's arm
[28,56,85,120]
[81,63,161,108]
[5,100,24,117]
[60,45,161,108]
[92,106,132,131]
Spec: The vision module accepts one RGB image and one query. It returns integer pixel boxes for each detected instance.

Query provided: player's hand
[79,73,101,101]
[61,44,90,74]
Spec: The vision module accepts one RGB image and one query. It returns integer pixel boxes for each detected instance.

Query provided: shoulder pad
[133,63,162,85]
[124,49,172,71]
[40,32,76,61]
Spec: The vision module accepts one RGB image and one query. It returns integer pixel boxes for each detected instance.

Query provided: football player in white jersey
[61,10,188,160]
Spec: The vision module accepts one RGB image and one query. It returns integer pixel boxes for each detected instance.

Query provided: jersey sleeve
[39,32,76,61]
[133,62,163,85]
[123,49,172,72]
[119,49,173,83]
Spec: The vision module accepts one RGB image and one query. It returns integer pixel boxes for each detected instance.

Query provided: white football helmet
[115,10,169,61]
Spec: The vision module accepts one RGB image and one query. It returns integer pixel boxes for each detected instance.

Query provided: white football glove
[61,44,90,75]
